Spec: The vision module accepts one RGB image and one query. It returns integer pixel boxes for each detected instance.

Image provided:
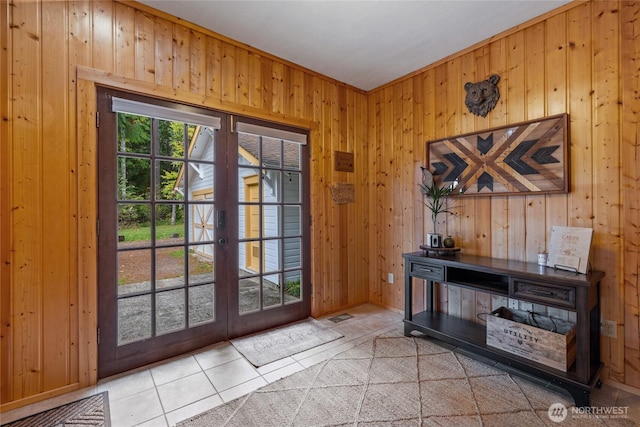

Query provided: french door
[96,88,310,378]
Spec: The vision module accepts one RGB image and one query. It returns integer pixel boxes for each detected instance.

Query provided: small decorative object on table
[537,251,548,266]
[443,235,455,248]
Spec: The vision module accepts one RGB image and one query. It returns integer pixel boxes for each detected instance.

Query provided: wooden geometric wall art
[427,113,569,196]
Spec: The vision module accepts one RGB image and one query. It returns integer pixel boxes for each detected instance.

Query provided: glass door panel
[230,122,310,336]
[98,88,227,378]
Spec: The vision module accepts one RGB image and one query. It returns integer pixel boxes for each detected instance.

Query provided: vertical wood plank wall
[1,0,639,409]
[367,0,639,389]
[0,0,369,407]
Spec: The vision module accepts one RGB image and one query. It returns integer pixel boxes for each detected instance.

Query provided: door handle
[217,237,227,245]
[217,210,226,228]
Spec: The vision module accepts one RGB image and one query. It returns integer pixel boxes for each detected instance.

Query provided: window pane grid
[238,128,306,315]
[116,114,216,345]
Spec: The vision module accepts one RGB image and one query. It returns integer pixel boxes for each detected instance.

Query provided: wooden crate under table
[486,307,576,372]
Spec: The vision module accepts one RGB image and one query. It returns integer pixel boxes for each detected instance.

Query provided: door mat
[231,318,343,367]
[2,392,110,427]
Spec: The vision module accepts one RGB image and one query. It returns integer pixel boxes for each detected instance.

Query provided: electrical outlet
[601,320,617,338]
[521,302,533,312]
[508,298,518,310]
[388,273,394,284]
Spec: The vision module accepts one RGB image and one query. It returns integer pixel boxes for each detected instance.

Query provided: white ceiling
[138,0,572,91]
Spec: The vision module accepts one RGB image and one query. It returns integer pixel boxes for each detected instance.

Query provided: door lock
[217,237,227,245]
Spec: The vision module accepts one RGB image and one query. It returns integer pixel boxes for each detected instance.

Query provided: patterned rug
[231,318,343,367]
[2,392,109,427]
[179,334,636,426]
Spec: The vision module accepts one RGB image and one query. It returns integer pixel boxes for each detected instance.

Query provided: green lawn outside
[119,223,185,242]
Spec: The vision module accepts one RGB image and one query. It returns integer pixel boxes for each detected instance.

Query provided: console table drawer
[410,263,444,281]
[512,280,575,309]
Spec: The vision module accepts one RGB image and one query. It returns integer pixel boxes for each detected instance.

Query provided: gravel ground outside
[116,239,298,344]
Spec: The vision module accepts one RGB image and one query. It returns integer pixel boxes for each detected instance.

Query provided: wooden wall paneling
[11,0,43,399]
[525,22,546,119]
[472,46,493,259]
[458,51,479,321]
[291,69,305,119]
[348,91,358,304]
[347,89,363,305]
[420,69,445,314]
[592,1,624,383]
[115,1,135,79]
[388,83,400,308]
[42,0,72,391]
[235,47,249,105]
[505,31,527,262]
[443,60,463,248]
[220,42,235,102]
[489,38,509,260]
[458,51,477,258]
[309,124,325,314]
[325,82,338,309]
[154,17,173,87]
[172,25,190,91]
[544,12,569,236]
[376,86,391,306]
[442,59,458,324]
[189,29,206,96]
[567,2,594,230]
[281,66,292,116]
[259,56,273,112]
[432,65,449,314]
[68,0,94,392]
[247,52,262,109]
[410,77,426,313]
[306,74,323,316]
[134,10,156,83]
[337,85,349,308]
[76,78,99,388]
[92,1,114,72]
[320,81,335,310]
[524,23,547,264]
[357,91,370,305]
[399,80,414,308]
[392,83,405,308]
[378,87,392,306]
[205,37,222,100]
[621,0,640,390]
[367,91,380,305]
[563,2,595,346]
[270,61,285,114]
[1,0,11,405]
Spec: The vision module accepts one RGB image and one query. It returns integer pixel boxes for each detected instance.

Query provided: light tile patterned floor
[2,304,639,426]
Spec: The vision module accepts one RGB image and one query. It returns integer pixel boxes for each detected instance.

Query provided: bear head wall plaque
[464,74,500,117]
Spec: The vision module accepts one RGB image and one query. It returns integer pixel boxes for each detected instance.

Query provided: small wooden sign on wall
[334,151,354,172]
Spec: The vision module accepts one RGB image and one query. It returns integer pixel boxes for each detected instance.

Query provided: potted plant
[418,167,458,243]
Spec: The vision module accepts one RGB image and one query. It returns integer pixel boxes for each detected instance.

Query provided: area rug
[2,392,110,427]
[231,318,343,367]
[180,334,634,426]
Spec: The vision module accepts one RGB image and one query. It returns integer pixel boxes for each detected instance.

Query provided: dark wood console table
[403,251,604,407]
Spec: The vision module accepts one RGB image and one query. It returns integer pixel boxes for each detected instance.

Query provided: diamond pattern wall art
[427,114,569,196]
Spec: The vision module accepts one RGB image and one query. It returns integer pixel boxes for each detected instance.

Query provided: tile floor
[1,303,639,426]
